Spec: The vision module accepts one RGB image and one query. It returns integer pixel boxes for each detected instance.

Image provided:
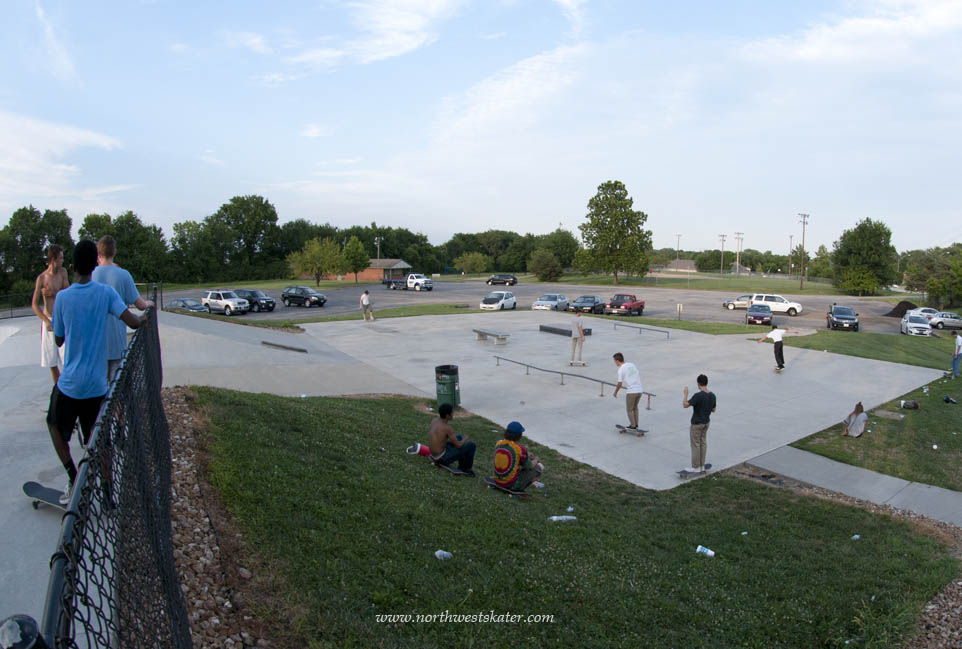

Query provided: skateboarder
[612,353,644,431]
[952,331,960,379]
[682,374,716,474]
[491,421,543,492]
[570,312,585,363]
[757,324,799,370]
[360,290,375,322]
[31,244,70,384]
[427,402,476,476]
[47,240,146,503]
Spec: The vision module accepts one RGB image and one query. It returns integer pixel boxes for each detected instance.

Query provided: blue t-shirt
[52,281,127,399]
[92,264,140,360]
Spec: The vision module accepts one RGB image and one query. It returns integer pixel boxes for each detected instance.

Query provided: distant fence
[1,293,192,648]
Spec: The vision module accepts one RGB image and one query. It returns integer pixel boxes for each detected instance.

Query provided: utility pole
[798,213,809,290]
[675,234,681,261]
[734,232,744,276]
[718,234,727,275]
[788,234,793,278]
[374,236,382,260]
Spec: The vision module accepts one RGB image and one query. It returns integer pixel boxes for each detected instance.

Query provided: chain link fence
[2,294,192,649]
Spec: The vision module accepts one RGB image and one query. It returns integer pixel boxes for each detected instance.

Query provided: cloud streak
[347,0,465,63]
[35,0,78,83]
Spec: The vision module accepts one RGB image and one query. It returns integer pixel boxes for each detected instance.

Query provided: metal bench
[539,324,592,336]
[473,328,510,345]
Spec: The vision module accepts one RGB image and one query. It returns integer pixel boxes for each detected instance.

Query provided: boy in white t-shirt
[757,324,799,370]
[842,402,868,438]
[612,352,644,429]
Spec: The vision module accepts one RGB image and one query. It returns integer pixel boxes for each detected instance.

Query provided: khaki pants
[690,423,710,468]
[570,337,583,362]
[625,392,641,428]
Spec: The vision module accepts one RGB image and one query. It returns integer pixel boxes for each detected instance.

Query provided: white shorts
[40,323,63,369]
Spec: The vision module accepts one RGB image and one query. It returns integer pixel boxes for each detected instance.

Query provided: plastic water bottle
[851,534,860,541]
[547,515,576,522]
[695,545,715,557]
[434,549,452,560]
[532,481,545,489]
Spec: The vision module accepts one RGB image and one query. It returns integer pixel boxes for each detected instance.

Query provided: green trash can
[435,364,460,409]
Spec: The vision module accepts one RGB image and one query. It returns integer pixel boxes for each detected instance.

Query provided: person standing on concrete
[360,289,375,322]
[31,244,70,384]
[612,353,644,430]
[757,324,799,371]
[570,311,585,364]
[952,331,960,379]
[48,240,146,503]
[682,374,716,473]
[92,236,154,383]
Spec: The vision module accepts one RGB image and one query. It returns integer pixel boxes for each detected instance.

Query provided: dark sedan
[826,304,859,331]
[568,295,605,314]
[282,286,327,307]
[234,288,276,313]
[486,274,518,286]
[746,303,773,325]
[165,298,206,313]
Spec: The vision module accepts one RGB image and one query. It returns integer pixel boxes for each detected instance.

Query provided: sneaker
[59,479,73,506]
[627,425,638,430]
[462,469,477,478]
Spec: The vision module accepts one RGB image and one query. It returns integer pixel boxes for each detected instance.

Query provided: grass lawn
[196,389,958,649]
[792,377,962,491]
[782,330,956,370]
[559,273,844,295]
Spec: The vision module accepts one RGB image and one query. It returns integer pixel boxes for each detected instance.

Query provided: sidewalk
[748,446,962,527]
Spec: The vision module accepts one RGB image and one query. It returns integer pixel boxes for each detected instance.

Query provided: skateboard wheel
[32,501,39,509]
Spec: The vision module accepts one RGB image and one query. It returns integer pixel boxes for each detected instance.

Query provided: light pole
[374,236,383,260]
[788,234,793,279]
[718,234,727,275]
[734,232,743,276]
[798,213,809,290]
[675,234,681,261]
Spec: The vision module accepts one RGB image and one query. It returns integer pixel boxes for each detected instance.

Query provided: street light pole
[798,213,809,290]
[734,232,743,276]
[788,234,793,279]
[675,234,681,261]
[718,234,727,275]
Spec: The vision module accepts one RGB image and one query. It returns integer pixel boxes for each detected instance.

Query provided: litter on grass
[548,515,576,522]
[566,506,574,512]
[851,534,861,541]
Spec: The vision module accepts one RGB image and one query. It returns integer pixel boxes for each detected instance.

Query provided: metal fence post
[0,615,51,649]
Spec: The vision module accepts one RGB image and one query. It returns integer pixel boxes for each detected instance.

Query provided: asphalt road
[161,280,906,334]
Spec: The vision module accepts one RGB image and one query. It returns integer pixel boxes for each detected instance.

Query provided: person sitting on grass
[427,402,476,476]
[492,421,543,492]
[842,402,868,438]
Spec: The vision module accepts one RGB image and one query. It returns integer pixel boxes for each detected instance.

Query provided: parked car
[486,274,518,286]
[568,295,605,314]
[746,303,773,325]
[826,304,859,331]
[531,294,569,311]
[900,313,932,336]
[906,307,938,320]
[201,290,249,316]
[480,291,516,310]
[604,293,645,316]
[233,288,276,313]
[929,312,962,330]
[383,273,433,291]
[749,294,803,316]
[165,298,206,313]
[282,286,327,307]
[723,294,752,310]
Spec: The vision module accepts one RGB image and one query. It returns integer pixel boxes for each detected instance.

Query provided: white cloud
[220,30,273,55]
[300,124,332,138]
[253,71,307,85]
[347,0,465,63]
[553,0,588,36]
[168,42,190,54]
[199,150,223,165]
[34,1,78,83]
[481,31,506,40]
[283,47,344,70]
[0,111,121,204]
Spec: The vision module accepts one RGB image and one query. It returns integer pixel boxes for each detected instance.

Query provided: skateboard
[23,481,66,511]
[677,464,713,479]
[483,476,529,498]
[568,361,587,367]
[435,462,468,476]
[616,424,647,437]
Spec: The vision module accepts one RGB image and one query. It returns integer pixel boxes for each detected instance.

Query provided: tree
[288,238,343,286]
[0,206,74,287]
[831,218,898,293]
[537,228,580,268]
[838,268,879,296]
[342,236,370,283]
[454,251,490,274]
[694,250,735,272]
[209,195,281,271]
[497,234,537,272]
[79,213,115,242]
[578,181,652,285]
[807,245,832,280]
[527,249,563,281]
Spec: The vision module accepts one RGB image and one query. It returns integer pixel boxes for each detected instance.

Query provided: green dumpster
[435,364,460,409]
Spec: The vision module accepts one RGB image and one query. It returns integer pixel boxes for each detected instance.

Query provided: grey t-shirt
[845,412,868,437]
[571,316,583,338]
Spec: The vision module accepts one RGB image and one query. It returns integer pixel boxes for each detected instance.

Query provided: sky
[2,0,961,255]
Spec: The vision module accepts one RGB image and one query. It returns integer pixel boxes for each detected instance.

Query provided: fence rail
[1,291,192,649]
[493,355,656,407]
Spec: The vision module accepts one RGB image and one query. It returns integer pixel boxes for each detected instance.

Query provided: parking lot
[163,279,905,334]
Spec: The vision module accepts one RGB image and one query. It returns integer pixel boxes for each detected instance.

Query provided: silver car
[900,314,932,336]
[929,312,962,330]
[532,294,569,311]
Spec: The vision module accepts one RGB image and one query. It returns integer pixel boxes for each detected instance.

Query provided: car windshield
[908,316,928,324]
[221,291,237,299]
[538,295,558,301]
[750,305,771,313]
[251,290,267,298]
[183,299,201,306]
[486,292,505,299]
[576,296,592,302]
[834,307,855,316]
[613,295,630,300]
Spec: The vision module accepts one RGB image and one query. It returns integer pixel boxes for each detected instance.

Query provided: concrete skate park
[0,308,948,620]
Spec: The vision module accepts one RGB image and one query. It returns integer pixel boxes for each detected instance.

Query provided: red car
[746,303,773,325]
[604,293,645,316]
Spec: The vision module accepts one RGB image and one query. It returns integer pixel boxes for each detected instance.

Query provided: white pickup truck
[382,273,434,291]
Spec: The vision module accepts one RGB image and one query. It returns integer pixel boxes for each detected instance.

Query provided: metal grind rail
[612,321,671,340]
[493,355,656,407]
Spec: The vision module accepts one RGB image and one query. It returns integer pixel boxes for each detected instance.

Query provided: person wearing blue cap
[492,421,543,492]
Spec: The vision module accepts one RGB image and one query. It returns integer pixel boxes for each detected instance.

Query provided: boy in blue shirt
[48,240,145,503]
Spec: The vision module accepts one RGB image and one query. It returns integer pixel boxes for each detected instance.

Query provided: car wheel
[283,298,290,307]
[727,303,735,310]
[391,284,397,290]
[854,325,859,332]
[787,308,797,316]
[415,284,422,291]
[499,303,504,310]
[936,322,944,329]
[269,306,274,312]
[253,303,260,313]
[224,306,232,316]
[512,302,517,310]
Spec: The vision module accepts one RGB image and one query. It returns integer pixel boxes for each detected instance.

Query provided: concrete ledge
[540,324,592,337]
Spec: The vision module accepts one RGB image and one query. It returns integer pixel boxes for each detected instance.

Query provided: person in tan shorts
[32,244,70,384]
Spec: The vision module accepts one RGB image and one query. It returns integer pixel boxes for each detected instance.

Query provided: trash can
[435,364,460,409]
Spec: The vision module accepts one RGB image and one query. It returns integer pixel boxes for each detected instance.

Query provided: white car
[929,312,962,330]
[749,294,803,316]
[531,294,569,311]
[900,313,932,336]
[480,291,517,310]
[906,307,938,321]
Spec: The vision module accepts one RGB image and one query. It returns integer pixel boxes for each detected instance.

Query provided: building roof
[368,258,412,270]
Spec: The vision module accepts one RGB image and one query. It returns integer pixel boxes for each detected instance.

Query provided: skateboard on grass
[23,481,66,511]
[435,462,469,476]
[483,476,529,498]
[677,464,713,479]
[615,424,647,437]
